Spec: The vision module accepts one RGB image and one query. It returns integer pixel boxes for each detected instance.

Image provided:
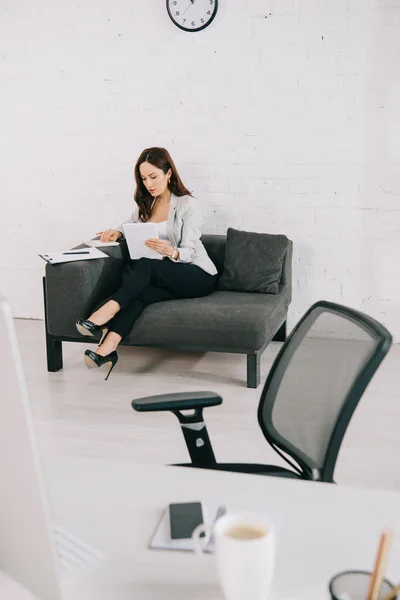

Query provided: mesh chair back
[258,301,392,482]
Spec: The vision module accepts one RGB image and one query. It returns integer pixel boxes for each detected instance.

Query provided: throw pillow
[218,228,289,294]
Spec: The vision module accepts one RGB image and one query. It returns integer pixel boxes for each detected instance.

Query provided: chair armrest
[44,244,128,338]
[133,391,222,465]
[132,391,222,412]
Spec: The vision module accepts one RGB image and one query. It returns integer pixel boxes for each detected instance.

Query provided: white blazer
[116,194,218,276]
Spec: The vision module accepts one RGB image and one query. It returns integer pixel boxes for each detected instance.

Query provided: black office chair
[132,301,392,483]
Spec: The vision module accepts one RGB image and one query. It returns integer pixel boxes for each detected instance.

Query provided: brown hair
[134,147,192,222]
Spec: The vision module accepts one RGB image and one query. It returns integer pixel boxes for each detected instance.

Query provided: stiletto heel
[104,360,117,381]
[84,350,119,380]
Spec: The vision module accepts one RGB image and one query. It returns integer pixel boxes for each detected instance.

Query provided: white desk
[2,456,400,599]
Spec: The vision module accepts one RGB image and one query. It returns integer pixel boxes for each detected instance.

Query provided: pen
[62,251,90,255]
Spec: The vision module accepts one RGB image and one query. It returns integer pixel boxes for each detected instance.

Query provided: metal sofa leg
[43,276,63,372]
[46,333,63,372]
[247,352,260,389]
[272,319,287,342]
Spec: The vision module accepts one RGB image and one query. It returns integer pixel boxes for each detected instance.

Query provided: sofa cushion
[201,235,226,275]
[218,228,289,294]
[125,289,290,352]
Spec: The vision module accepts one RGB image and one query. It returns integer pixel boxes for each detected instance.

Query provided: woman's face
[139,161,171,197]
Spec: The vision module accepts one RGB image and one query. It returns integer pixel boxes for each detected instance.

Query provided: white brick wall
[1,0,400,340]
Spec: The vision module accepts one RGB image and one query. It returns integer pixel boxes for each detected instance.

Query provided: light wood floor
[15,319,400,492]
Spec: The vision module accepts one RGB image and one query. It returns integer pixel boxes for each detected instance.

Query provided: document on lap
[39,247,109,264]
[123,222,164,260]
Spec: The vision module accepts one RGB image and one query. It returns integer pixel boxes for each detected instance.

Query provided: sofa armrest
[132,391,223,412]
[279,239,293,302]
[44,244,127,338]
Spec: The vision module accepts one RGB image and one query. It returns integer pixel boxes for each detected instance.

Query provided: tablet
[123,223,163,260]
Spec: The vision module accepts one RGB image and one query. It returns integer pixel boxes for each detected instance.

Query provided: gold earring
[168,178,171,184]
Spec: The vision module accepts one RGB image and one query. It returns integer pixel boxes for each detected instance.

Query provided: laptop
[0,296,103,600]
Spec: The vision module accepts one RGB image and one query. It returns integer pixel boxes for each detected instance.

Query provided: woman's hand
[145,238,174,256]
[96,229,122,243]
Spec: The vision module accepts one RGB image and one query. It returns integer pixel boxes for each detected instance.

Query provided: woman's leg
[88,260,216,346]
[87,258,167,327]
[89,300,120,326]
[84,263,216,378]
[94,284,174,356]
[151,261,217,299]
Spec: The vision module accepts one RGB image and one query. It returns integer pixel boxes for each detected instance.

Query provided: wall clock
[167,0,218,32]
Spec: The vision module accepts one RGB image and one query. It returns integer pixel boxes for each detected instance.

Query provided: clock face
[167,0,218,32]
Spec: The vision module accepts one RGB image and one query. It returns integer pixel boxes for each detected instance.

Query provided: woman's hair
[134,147,192,222]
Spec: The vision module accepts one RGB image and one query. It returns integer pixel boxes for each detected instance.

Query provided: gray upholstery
[45,244,126,338]
[44,234,293,386]
[219,228,290,294]
[125,289,289,351]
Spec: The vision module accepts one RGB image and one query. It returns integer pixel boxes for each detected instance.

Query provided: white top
[3,456,400,600]
[153,220,169,242]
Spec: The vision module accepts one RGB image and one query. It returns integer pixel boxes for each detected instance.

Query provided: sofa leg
[46,333,63,372]
[43,276,63,372]
[272,320,287,342]
[247,353,260,389]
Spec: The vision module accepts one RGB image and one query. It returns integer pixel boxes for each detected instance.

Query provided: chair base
[174,462,304,479]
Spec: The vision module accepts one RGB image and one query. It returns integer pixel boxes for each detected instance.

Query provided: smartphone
[169,502,204,540]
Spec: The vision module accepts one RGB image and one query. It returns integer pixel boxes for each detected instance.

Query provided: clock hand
[183,2,193,15]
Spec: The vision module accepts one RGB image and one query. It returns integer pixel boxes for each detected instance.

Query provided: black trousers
[101,258,217,339]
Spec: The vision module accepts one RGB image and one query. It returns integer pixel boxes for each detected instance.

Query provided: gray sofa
[43,235,293,388]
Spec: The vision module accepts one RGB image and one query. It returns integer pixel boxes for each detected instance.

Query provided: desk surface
[2,456,400,599]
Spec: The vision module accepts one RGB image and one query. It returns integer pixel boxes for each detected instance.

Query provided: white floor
[15,319,400,492]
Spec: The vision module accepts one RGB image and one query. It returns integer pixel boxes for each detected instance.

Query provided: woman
[76,147,218,379]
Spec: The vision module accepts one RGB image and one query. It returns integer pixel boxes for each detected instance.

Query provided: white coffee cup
[192,512,275,600]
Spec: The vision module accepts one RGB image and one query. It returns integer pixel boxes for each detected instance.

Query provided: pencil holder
[329,570,397,600]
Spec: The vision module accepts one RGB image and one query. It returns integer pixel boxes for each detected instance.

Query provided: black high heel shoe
[76,319,108,345]
[84,349,118,381]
